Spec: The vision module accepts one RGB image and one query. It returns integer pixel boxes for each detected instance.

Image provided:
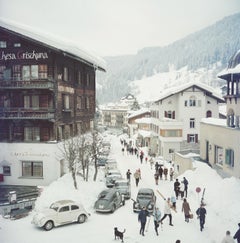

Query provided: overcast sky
[0,0,240,57]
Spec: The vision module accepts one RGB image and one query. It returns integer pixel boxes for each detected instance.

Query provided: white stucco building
[200,50,240,178]
[149,81,225,160]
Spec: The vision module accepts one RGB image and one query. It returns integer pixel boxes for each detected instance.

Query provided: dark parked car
[114,179,131,199]
[133,188,156,213]
[105,172,122,188]
[97,156,108,166]
[94,188,125,213]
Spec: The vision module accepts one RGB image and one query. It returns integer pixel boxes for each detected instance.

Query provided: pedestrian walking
[154,171,159,185]
[163,167,168,180]
[182,198,191,222]
[159,166,163,180]
[179,182,185,199]
[126,169,132,182]
[145,156,148,163]
[169,167,174,181]
[221,230,235,243]
[160,198,173,226]
[134,169,140,187]
[170,195,176,210]
[196,204,207,231]
[234,223,240,243]
[138,207,149,236]
[149,157,154,169]
[174,179,180,199]
[140,154,143,163]
[182,177,189,197]
[153,207,161,235]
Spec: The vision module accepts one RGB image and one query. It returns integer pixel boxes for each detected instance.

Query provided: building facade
[149,82,225,160]
[0,20,105,185]
[200,50,240,178]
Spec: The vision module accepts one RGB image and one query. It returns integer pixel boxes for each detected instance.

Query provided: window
[77,96,82,110]
[3,166,11,176]
[24,95,39,108]
[24,127,40,141]
[206,110,212,118]
[14,43,21,47]
[13,65,21,80]
[71,205,79,210]
[59,206,69,212]
[189,96,196,106]
[0,41,7,48]
[78,71,82,85]
[63,94,70,110]
[86,73,90,86]
[190,118,195,128]
[0,65,6,80]
[22,65,38,80]
[215,146,223,166]
[39,65,48,79]
[225,149,234,167]
[187,134,198,143]
[63,67,68,81]
[22,161,43,177]
[184,100,188,106]
[85,97,90,109]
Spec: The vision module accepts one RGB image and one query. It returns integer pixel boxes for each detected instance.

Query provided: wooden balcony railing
[0,77,54,89]
[0,107,55,120]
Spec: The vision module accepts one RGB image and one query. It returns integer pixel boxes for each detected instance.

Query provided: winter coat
[153,208,161,222]
[134,171,140,179]
[163,200,172,214]
[174,180,180,191]
[163,168,168,175]
[196,207,207,219]
[138,209,149,223]
[158,167,163,175]
[183,178,188,189]
[182,201,191,216]
[221,235,235,243]
[234,228,240,243]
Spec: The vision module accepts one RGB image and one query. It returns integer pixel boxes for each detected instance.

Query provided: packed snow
[1,132,240,243]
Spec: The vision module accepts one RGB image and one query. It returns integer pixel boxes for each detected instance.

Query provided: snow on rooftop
[201,117,226,126]
[0,18,106,71]
[135,117,151,124]
[218,63,240,77]
[128,108,150,119]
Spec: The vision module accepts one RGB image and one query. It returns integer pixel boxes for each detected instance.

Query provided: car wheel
[78,214,86,223]
[44,220,54,231]
[111,204,116,213]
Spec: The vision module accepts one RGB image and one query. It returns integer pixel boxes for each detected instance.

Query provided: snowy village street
[1,131,240,243]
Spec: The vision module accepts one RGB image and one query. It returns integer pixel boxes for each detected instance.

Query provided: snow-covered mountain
[97,12,240,104]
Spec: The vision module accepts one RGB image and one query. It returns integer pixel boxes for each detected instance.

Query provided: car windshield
[115,182,127,187]
[138,192,152,199]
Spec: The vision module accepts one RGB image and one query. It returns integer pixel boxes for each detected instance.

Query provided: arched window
[206,110,212,118]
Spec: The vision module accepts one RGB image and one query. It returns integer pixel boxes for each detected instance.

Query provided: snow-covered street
[1,132,240,243]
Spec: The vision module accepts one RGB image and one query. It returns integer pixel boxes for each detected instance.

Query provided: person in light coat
[160,198,173,226]
[153,207,161,235]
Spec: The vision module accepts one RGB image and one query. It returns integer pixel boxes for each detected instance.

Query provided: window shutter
[164,111,167,118]
[195,134,198,143]
[173,111,175,119]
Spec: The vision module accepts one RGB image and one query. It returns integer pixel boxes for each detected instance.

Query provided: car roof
[52,200,76,206]
[98,188,118,199]
[138,188,154,194]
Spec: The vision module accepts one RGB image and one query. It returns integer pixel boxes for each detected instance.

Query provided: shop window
[3,166,11,176]
[225,149,234,167]
[22,161,43,177]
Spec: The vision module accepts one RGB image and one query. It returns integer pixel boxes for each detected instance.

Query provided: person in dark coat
[182,177,189,197]
[158,166,163,180]
[234,223,240,243]
[126,169,132,182]
[138,207,149,236]
[174,179,180,199]
[196,204,207,231]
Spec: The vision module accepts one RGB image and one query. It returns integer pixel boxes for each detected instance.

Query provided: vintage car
[96,156,108,166]
[31,200,89,231]
[94,188,125,213]
[133,188,156,213]
[114,179,131,199]
[105,172,122,187]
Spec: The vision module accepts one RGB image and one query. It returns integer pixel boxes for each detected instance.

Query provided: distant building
[0,19,105,185]
[200,50,240,178]
[149,81,225,160]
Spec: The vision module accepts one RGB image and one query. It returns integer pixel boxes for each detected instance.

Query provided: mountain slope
[97,12,240,104]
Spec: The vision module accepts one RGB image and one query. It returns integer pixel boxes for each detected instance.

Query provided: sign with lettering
[0,50,48,61]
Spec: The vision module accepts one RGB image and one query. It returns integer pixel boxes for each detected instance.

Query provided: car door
[114,191,122,208]
[57,205,71,224]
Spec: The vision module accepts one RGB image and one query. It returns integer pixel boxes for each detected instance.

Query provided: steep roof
[0,18,106,72]
[154,81,224,103]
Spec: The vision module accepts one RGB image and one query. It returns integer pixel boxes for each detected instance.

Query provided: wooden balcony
[0,107,55,120]
[0,77,54,90]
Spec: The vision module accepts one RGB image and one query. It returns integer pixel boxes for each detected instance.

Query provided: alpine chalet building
[0,19,105,186]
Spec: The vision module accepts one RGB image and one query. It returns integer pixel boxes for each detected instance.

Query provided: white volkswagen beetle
[31,200,89,231]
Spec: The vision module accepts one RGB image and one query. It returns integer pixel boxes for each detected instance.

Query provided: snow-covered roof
[218,63,240,77]
[128,108,150,119]
[0,18,106,71]
[154,81,224,103]
[201,117,226,127]
[135,117,151,124]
